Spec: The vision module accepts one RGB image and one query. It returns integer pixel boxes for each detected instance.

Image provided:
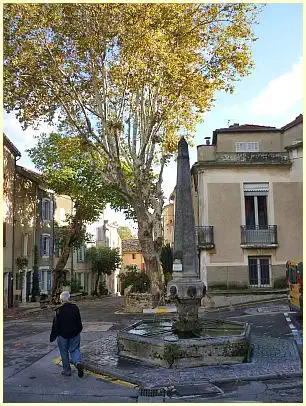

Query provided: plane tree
[4,3,262,294]
[28,133,129,300]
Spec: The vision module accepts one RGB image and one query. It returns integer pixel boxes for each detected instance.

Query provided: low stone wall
[124,292,156,313]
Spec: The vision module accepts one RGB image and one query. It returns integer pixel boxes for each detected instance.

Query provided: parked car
[286,260,303,318]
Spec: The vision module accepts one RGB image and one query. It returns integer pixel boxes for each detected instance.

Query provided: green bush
[98,280,108,295]
[70,278,83,293]
[119,268,151,294]
[273,277,288,289]
[40,293,48,301]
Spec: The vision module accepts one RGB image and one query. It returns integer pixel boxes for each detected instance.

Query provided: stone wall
[124,292,155,313]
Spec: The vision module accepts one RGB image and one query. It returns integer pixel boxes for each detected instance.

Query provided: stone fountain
[117,137,250,368]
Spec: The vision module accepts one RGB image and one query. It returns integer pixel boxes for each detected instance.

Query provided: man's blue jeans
[57,334,81,371]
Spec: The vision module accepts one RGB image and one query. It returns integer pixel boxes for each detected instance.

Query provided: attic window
[236,142,259,152]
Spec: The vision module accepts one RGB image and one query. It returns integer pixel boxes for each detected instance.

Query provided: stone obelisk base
[174,298,202,332]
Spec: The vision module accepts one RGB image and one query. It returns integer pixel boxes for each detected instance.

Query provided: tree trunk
[94,273,100,295]
[136,206,164,298]
[51,244,71,303]
[51,206,83,303]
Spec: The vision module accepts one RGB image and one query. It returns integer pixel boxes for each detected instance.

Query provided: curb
[82,361,303,392]
[53,356,140,389]
[212,371,303,385]
[83,362,143,387]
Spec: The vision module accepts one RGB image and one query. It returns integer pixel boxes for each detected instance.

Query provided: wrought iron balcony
[196,226,215,249]
[240,225,278,247]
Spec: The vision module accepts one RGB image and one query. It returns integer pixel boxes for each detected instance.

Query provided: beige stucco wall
[14,174,37,298]
[207,183,243,263]
[207,265,249,286]
[122,252,144,270]
[162,203,174,245]
[273,182,302,262]
[216,131,282,152]
[288,145,303,182]
[54,195,72,224]
[207,264,285,287]
[282,122,303,149]
[3,145,15,277]
[197,145,216,161]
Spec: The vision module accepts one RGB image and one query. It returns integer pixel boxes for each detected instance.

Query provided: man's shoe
[76,363,84,378]
[61,369,72,376]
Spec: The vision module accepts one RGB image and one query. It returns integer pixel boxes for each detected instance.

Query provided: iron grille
[241,225,278,245]
[196,226,214,248]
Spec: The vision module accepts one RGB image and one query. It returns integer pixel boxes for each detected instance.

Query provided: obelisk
[167,137,205,332]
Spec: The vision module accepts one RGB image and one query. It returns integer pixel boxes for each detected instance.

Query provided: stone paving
[81,328,302,389]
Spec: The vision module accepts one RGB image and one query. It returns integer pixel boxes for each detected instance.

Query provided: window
[42,198,53,221]
[248,257,271,287]
[84,273,89,293]
[56,239,63,257]
[77,246,85,262]
[244,183,268,228]
[16,273,22,290]
[47,271,52,291]
[40,270,45,290]
[132,253,136,260]
[236,142,259,152]
[40,234,52,257]
[77,273,82,286]
[3,222,6,247]
[97,227,102,241]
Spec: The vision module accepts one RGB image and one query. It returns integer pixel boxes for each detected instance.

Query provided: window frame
[244,183,269,228]
[77,246,85,262]
[248,256,271,288]
[41,233,51,257]
[42,198,51,221]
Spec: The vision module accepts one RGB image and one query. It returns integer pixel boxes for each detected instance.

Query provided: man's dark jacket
[50,302,83,342]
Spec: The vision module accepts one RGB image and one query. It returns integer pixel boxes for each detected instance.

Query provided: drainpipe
[11,155,21,307]
[32,183,38,300]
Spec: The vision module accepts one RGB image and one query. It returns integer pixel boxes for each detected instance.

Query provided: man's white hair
[60,291,70,303]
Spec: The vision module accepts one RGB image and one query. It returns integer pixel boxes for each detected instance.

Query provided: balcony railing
[240,225,278,247]
[196,226,215,249]
[216,152,290,164]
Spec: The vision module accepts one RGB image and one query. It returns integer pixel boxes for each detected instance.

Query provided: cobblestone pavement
[81,330,302,388]
[4,297,303,402]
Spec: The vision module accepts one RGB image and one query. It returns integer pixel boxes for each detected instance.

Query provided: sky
[3,3,303,233]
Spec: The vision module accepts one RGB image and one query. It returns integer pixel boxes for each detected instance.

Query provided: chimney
[204,137,210,145]
[229,123,239,128]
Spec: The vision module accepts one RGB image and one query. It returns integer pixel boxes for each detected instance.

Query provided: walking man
[50,291,84,377]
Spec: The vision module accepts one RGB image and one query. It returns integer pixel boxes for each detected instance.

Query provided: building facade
[162,203,174,247]
[121,239,145,272]
[3,135,21,307]
[191,115,303,289]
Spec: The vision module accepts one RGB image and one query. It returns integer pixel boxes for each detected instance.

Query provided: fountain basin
[117,319,250,368]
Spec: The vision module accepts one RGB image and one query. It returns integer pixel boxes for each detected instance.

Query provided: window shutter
[40,234,43,256]
[244,183,269,196]
[42,199,45,220]
[49,237,53,256]
[50,200,54,221]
